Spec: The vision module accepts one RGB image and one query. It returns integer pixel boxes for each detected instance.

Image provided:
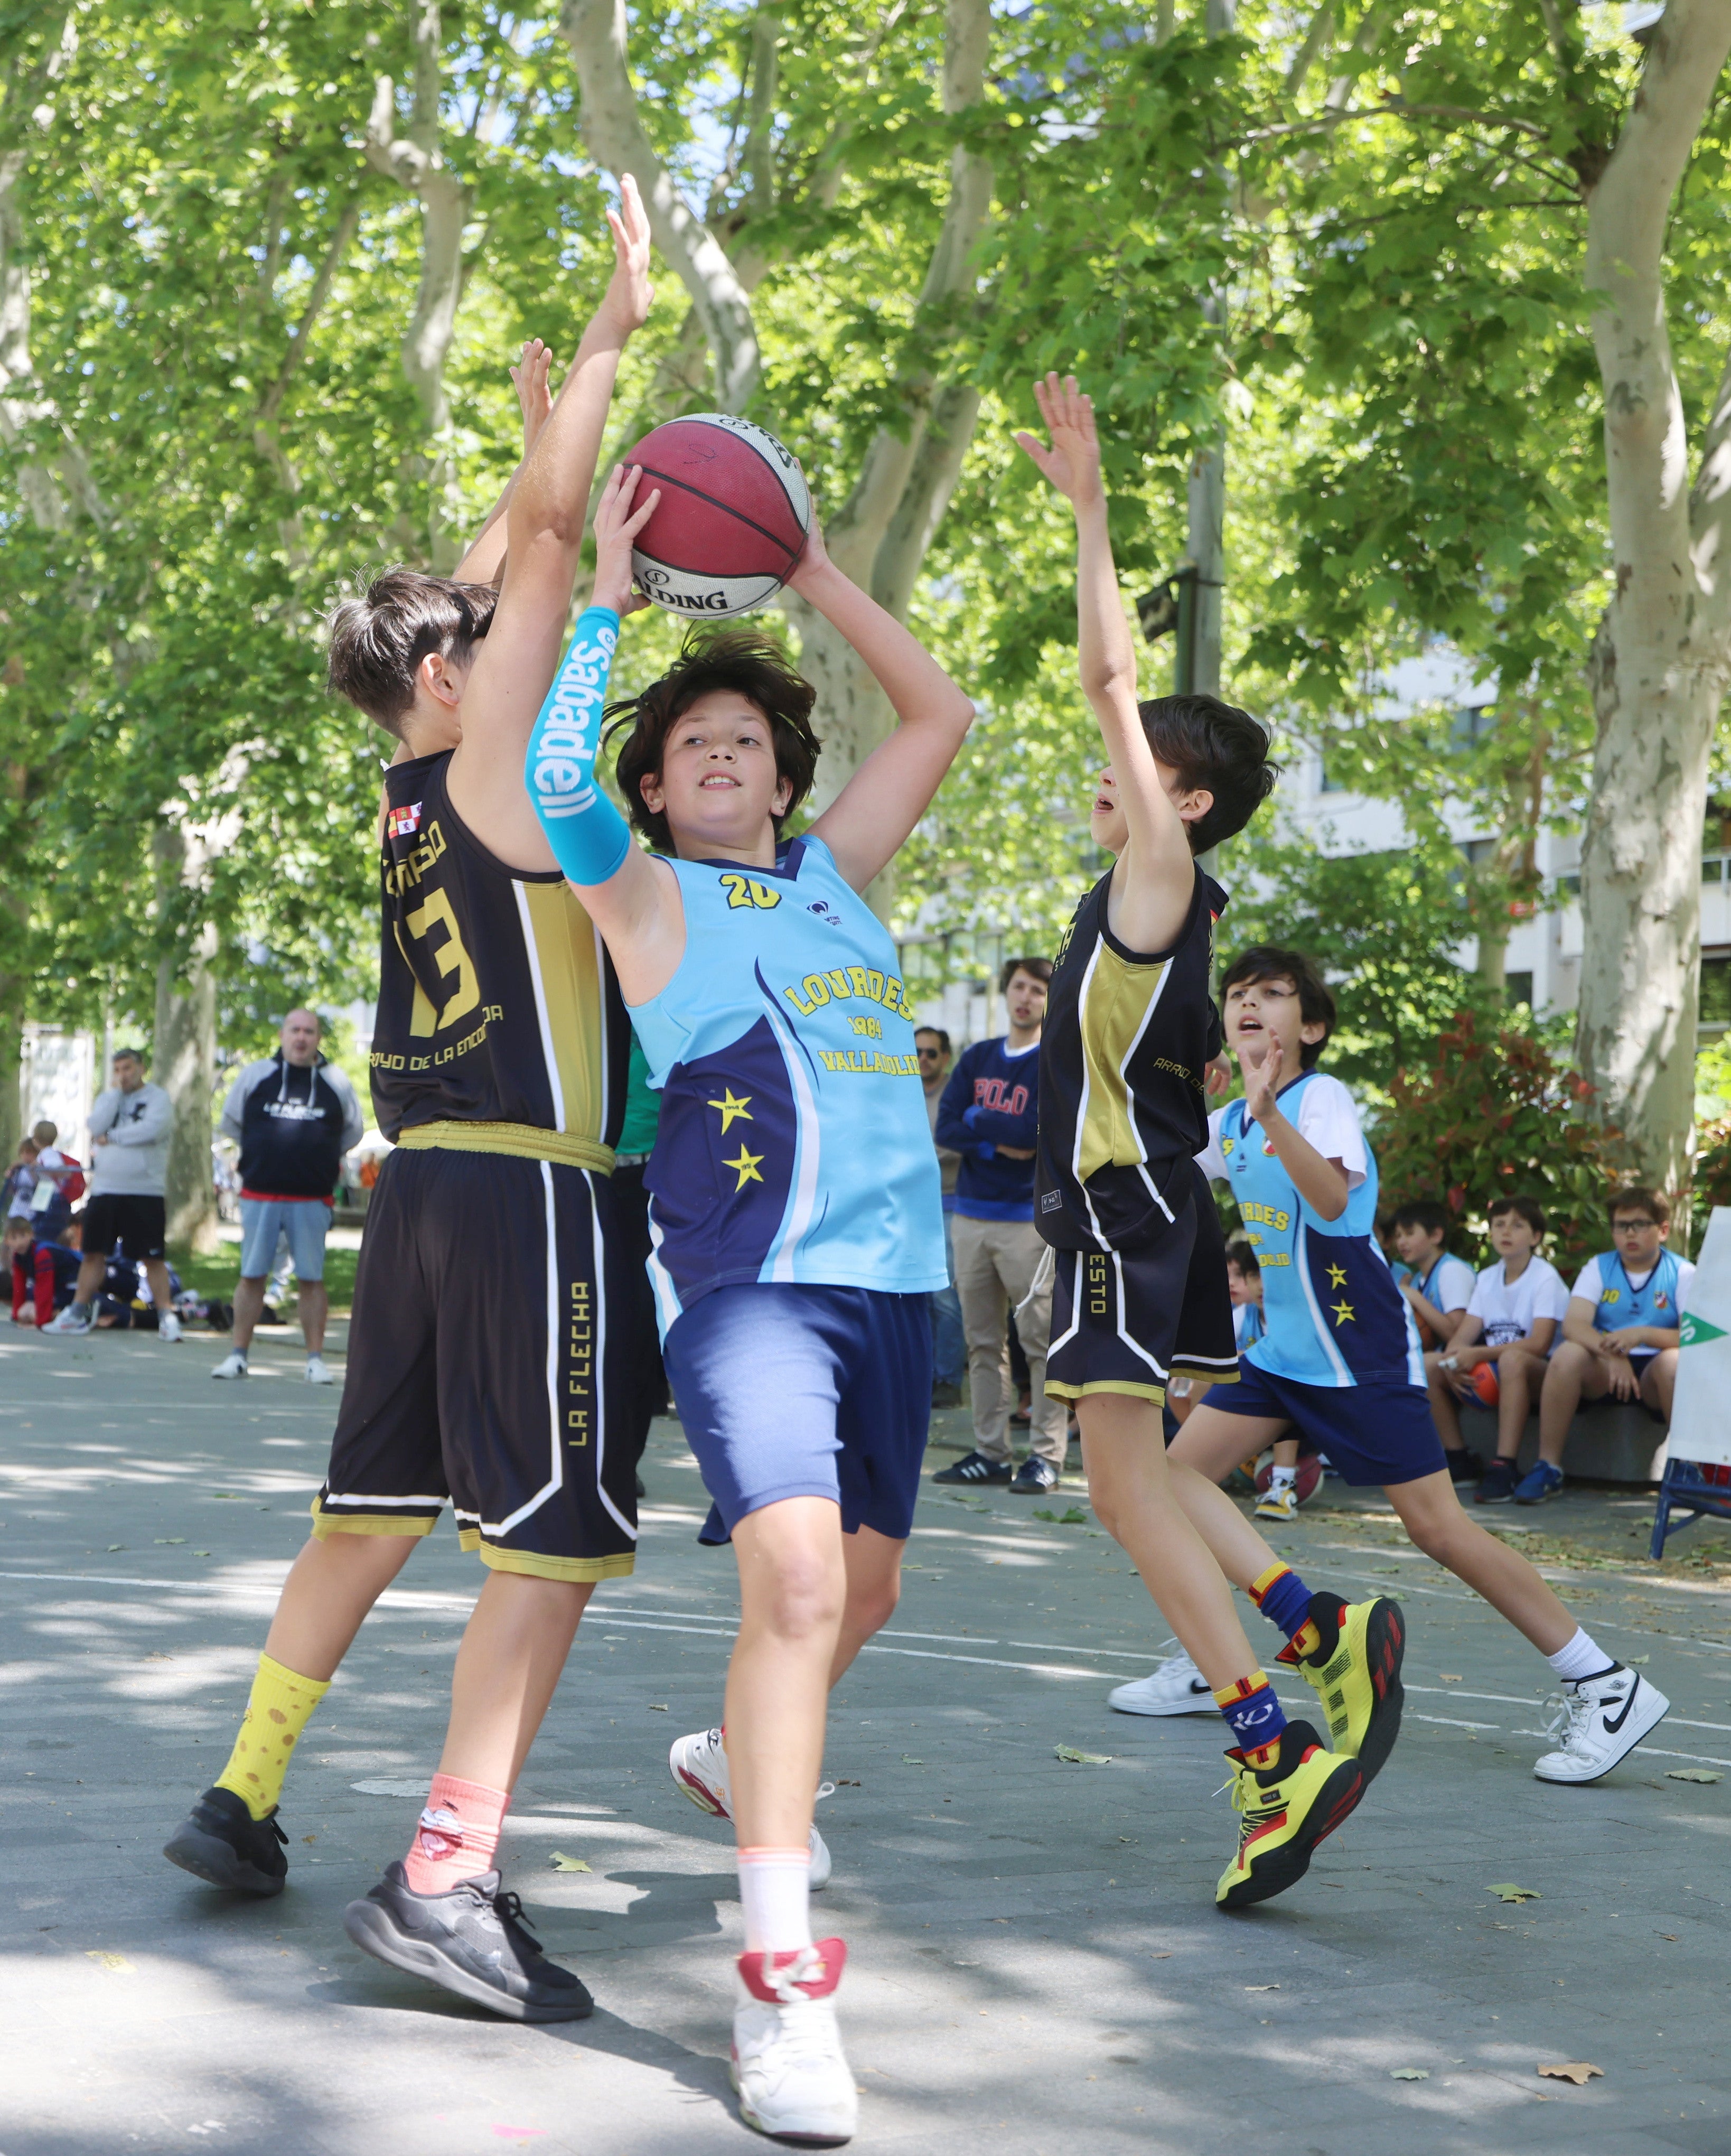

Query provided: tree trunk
[0,976,21,1170]
[1575,1,1731,1204]
[154,924,219,1255]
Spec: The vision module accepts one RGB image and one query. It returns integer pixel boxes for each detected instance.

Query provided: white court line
[1409,1712,1501,1730]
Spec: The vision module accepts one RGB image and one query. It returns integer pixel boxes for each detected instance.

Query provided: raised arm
[450,339,554,589]
[1014,374,1199,955]
[802,518,975,893]
[448,177,653,867]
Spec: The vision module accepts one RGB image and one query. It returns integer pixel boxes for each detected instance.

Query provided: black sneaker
[1010,1457,1060,1495]
[343,1861,594,2022]
[1443,1448,1480,1485]
[932,1450,1012,1486]
[162,1786,289,1897]
[1475,1458,1517,1505]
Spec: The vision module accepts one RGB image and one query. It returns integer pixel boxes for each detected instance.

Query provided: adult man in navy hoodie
[933,957,1069,1491]
[213,1010,363,1385]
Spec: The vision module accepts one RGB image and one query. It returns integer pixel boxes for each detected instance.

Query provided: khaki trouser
[952,1214,1068,1467]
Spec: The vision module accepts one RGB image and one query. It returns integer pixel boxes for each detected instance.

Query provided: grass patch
[170,1243,359,1312]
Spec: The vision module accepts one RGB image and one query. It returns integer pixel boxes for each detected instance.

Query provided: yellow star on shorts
[723,1145,764,1192]
[707,1089,753,1133]
[1330,1298,1355,1328]
[1326,1262,1348,1289]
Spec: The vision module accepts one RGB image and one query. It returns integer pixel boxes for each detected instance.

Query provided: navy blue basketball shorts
[1206,1357,1448,1488]
[1044,1164,1238,1406]
[313,1146,643,1582]
[662,1283,934,1545]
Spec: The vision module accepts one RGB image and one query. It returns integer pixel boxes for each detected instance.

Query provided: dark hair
[1608,1184,1669,1227]
[113,1046,147,1066]
[1390,1200,1450,1238]
[1224,1237,1260,1277]
[1000,956,1052,994]
[915,1025,953,1056]
[326,570,499,736]
[3,1213,33,1240]
[1138,693,1277,853]
[1218,946,1336,1070]
[605,626,820,855]
[1489,1193,1546,1236]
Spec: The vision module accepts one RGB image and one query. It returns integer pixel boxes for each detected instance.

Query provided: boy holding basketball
[1014,376,1390,1908]
[525,456,970,2142]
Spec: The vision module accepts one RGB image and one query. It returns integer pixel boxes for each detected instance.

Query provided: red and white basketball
[1253,1453,1323,1507]
[620,413,810,619]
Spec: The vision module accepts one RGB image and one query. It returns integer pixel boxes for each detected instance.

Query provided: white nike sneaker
[1253,1481,1299,1522]
[1532,1665,1670,1784]
[669,1726,833,1888]
[44,1304,91,1336]
[1108,1649,1217,1716]
[733,1939,856,2146]
[305,1353,333,1385]
[212,1350,248,1380]
[157,1310,182,1343]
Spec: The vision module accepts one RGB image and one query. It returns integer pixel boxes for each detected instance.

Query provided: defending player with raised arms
[164,183,657,2025]
[1015,374,1403,1909]
[523,462,971,2144]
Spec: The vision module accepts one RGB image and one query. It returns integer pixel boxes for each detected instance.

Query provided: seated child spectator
[1389,1201,1478,1479]
[1520,1186,1692,1505]
[1427,1195,1569,1504]
[92,1251,183,1330]
[21,1122,82,1242]
[1169,1237,1264,1430]
[4,1136,40,1219]
[5,1215,83,1327]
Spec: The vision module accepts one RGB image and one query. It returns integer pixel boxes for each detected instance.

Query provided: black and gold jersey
[371,751,629,1152]
[1034,861,1227,1252]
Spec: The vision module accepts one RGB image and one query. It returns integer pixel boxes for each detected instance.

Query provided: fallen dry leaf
[1439,1673,1463,1683]
[549,1852,591,1873]
[1243,1984,1280,1992]
[85,1952,134,1973]
[1487,1882,1541,1903]
[1389,2068,1429,2081]
[1537,2062,1603,2086]
[1665,1768,1723,1784]
[1054,1746,1112,1765]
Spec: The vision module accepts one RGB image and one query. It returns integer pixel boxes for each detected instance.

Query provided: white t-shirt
[1466,1255,1570,1352]
[1197,1072,1369,1189]
[1569,1254,1695,1312]
[1409,1251,1476,1316]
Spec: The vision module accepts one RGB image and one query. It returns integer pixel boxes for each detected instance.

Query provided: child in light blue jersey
[524,459,972,2142]
[1528,1185,1694,1504]
[1141,945,1671,1791]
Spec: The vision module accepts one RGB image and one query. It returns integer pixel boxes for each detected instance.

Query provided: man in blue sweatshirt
[933,957,1069,1491]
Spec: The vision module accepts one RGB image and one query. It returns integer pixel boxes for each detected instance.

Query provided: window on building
[1702,953,1731,1030]
[1451,705,1494,745]
[1504,972,1533,1010]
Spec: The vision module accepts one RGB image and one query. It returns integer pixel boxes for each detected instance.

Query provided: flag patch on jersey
[387,802,423,841]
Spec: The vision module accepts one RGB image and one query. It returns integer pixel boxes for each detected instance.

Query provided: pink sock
[403,1773,509,1894]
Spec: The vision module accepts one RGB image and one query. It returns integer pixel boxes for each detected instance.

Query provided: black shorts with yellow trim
[1044,1162,1237,1406]
[313,1144,647,1581]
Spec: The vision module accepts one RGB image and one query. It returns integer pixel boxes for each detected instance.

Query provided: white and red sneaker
[733,1938,856,2146]
[669,1728,833,1888]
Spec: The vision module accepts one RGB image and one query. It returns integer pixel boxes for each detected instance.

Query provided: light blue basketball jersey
[1587,1247,1683,1332]
[1218,1074,1423,1388]
[629,834,946,1334]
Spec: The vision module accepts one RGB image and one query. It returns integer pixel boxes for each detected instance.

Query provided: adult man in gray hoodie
[45,1047,180,1340]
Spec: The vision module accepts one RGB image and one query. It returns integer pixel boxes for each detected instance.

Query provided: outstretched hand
[1242,1034,1284,1126]
[785,475,832,595]
[510,338,553,456]
[592,463,661,615]
[1013,372,1105,509]
[599,172,654,338]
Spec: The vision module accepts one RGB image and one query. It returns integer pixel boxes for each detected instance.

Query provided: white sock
[738,1846,812,1955]
[1546,1628,1617,1685]
[1270,1465,1297,1491]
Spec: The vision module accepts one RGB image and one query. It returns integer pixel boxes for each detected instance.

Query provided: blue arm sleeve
[525,605,632,886]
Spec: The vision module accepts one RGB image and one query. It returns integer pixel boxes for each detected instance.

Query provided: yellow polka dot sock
[213,1654,330,1821]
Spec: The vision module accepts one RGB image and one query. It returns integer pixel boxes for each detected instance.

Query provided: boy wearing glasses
[1523,1187,1692,1503]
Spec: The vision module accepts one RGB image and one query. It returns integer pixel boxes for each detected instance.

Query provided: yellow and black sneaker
[1215,1720,1367,1910]
[1278,1592,1405,1784]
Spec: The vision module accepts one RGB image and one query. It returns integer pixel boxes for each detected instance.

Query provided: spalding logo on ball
[620,413,810,618]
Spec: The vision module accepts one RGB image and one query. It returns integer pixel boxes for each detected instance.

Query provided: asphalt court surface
[3,1321,1730,2153]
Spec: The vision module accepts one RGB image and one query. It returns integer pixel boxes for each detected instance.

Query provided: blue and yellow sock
[1249,1562,1324,1657]
[1214,1671,1288,1768]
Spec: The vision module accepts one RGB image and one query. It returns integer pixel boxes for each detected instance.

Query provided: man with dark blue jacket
[932,957,1069,1491]
[212,1010,363,1385]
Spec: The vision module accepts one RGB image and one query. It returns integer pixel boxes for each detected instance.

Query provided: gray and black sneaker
[932,1450,1012,1486]
[343,1861,593,2022]
[1475,1458,1518,1505]
[163,1786,289,1897]
[1010,1457,1061,1495]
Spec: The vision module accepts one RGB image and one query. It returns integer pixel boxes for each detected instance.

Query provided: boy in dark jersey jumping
[163,183,655,2024]
[1015,375,1404,1908]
